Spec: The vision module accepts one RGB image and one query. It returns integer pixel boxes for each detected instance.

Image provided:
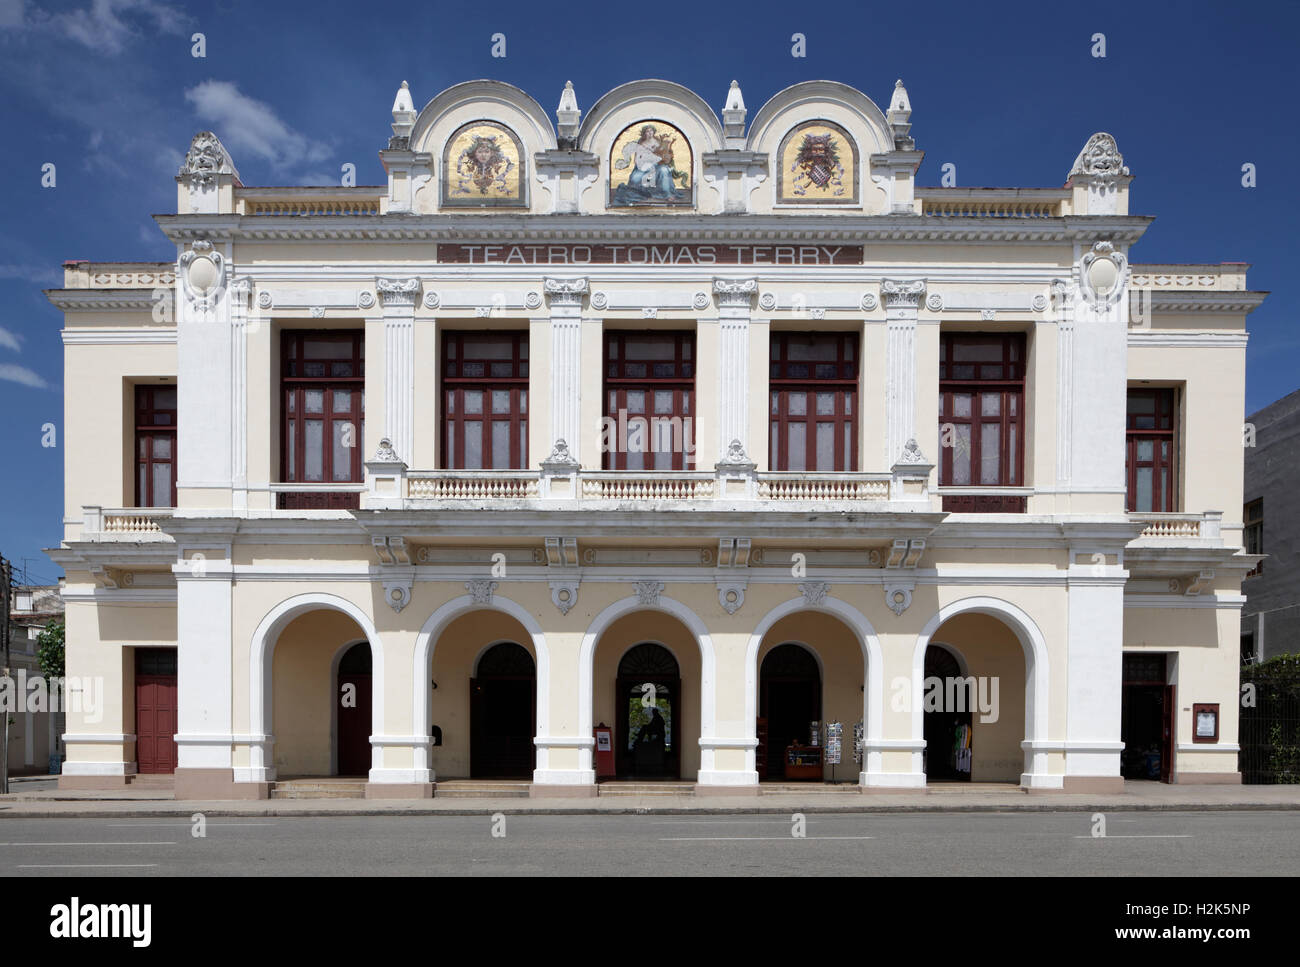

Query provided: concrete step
[759,783,862,795]
[269,780,367,800]
[598,782,695,797]
[126,774,175,789]
[435,781,531,799]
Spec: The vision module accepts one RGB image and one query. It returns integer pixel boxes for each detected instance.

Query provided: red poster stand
[594,723,616,778]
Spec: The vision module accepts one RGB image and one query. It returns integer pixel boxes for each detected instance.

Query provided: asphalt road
[1,810,1296,876]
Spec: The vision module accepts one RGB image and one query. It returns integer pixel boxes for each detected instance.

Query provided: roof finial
[556,80,581,148]
[723,80,746,144]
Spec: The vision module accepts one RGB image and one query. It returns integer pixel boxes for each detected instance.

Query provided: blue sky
[0,0,1296,579]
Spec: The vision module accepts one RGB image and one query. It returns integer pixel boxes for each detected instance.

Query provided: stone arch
[910,596,1051,782]
[248,592,384,781]
[412,593,549,782]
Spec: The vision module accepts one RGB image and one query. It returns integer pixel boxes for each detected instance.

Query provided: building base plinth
[174,768,270,800]
[694,784,760,796]
[1062,776,1125,793]
[1175,772,1242,784]
[58,774,130,790]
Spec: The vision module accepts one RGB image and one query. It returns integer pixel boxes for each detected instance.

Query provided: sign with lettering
[436,243,862,266]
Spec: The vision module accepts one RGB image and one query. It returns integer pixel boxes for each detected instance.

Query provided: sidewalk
[3,780,1299,818]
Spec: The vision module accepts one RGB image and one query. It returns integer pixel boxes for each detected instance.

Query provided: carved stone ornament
[383,580,412,613]
[884,583,913,616]
[590,291,609,310]
[423,291,440,309]
[179,239,225,311]
[465,579,498,605]
[377,277,421,307]
[758,292,777,311]
[543,277,588,306]
[861,292,879,311]
[177,131,238,189]
[371,437,402,464]
[925,293,944,311]
[525,291,542,310]
[357,291,376,310]
[895,438,930,467]
[717,582,746,615]
[550,580,580,616]
[716,438,756,471]
[881,279,926,309]
[713,278,757,308]
[1069,132,1129,182]
[693,291,710,310]
[1030,293,1048,313]
[1080,240,1128,307]
[540,438,579,472]
[257,290,273,309]
[799,581,829,606]
[633,580,664,606]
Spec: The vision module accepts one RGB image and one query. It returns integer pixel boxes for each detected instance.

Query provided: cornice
[61,328,176,344]
[152,213,1154,247]
[45,290,161,312]
[1145,291,1268,314]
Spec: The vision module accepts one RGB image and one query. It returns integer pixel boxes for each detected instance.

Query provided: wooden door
[338,673,372,776]
[1161,685,1175,783]
[135,648,177,774]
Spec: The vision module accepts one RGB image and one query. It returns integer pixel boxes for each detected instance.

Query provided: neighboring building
[4,584,65,775]
[45,77,1265,798]
[1241,388,1300,662]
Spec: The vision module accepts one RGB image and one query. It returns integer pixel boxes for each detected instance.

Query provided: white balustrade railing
[580,473,716,501]
[1131,513,1205,538]
[757,473,891,501]
[407,472,539,499]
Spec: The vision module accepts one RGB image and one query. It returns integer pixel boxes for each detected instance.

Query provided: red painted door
[338,673,372,776]
[135,648,178,774]
[1161,685,1175,783]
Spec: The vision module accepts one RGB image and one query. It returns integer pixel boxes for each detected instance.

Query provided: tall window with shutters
[135,385,176,507]
[604,331,695,471]
[1125,388,1178,512]
[939,332,1026,511]
[769,331,858,471]
[441,331,529,469]
[280,331,365,495]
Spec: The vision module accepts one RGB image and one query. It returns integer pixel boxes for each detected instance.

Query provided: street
[1,810,1297,876]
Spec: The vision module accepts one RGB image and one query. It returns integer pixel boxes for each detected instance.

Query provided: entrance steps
[270,778,367,799]
[597,781,696,797]
[759,783,862,795]
[435,780,531,799]
[126,774,174,790]
[926,781,1023,794]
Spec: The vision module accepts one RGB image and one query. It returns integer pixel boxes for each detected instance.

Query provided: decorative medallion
[423,291,440,309]
[591,291,609,310]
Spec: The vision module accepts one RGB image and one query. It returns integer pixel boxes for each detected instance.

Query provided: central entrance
[337,641,372,777]
[923,644,972,783]
[759,643,822,780]
[470,642,536,778]
[616,643,681,779]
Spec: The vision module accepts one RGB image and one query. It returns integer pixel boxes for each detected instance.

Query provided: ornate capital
[377,277,421,308]
[465,579,498,606]
[633,580,664,607]
[713,278,757,309]
[881,279,926,309]
[543,277,588,307]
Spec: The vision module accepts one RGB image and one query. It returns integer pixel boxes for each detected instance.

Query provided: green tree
[36,620,64,680]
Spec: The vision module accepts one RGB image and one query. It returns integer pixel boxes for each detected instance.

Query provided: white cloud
[0,363,49,388]
[50,0,187,54]
[0,325,21,352]
[184,80,332,169]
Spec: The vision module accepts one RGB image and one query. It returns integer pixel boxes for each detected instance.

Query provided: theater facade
[46,77,1264,798]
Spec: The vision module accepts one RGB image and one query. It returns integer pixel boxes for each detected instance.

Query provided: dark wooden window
[769,332,858,471]
[441,331,528,469]
[1244,498,1263,577]
[939,333,1025,511]
[1125,388,1177,512]
[603,331,695,470]
[135,385,177,507]
[280,331,364,507]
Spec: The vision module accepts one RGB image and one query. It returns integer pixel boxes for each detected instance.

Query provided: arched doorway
[923,644,972,782]
[337,641,372,777]
[616,643,681,779]
[470,642,536,778]
[759,643,822,780]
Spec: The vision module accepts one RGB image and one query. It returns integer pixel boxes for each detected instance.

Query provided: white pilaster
[712,278,756,458]
[229,277,250,511]
[544,278,587,462]
[1065,558,1125,779]
[174,557,233,769]
[176,239,234,493]
[1069,243,1129,495]
[1052,279,1075,487]
[882,279,925,466]
[377,278,420,463]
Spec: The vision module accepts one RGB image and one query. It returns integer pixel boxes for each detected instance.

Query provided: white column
[882,279,926,465]
[176,240,234,496]
[1063,554,1125,784]
[543,278,587,462]
[377,278,420,465]
[173,554,233,771]
[712,278,755,459]
[229,277,250,512]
